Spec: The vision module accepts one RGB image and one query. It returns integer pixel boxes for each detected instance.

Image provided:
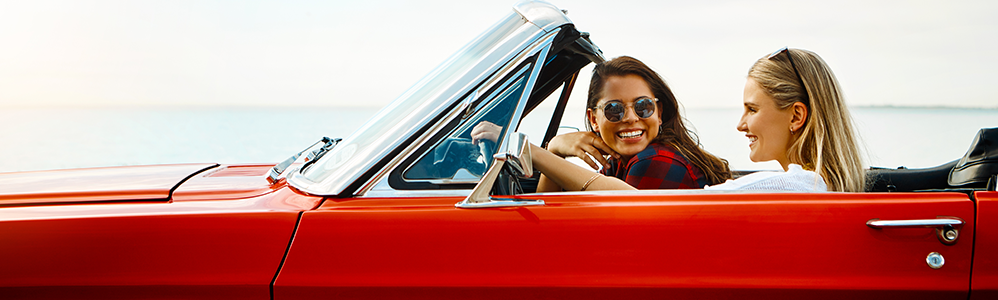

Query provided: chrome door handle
[867,217,964,245]
[455,198,545,209]
[866,218,963,228]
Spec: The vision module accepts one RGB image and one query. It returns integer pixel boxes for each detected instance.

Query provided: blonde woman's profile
[708,48,864,192]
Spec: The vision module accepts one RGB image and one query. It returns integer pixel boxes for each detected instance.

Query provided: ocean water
[0,106,995,173]
[0,107,375,172]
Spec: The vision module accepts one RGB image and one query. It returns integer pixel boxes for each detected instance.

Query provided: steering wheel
[428,137,490,178]
[478,139,496,166]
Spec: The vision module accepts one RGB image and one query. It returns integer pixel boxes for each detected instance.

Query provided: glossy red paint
[0,169,324,299]
[972,191,998,300]
[1,212,294,299]
[0,164,217,206]
[0,160,988,299]
[172,164,279,201]
[275,192,974,299]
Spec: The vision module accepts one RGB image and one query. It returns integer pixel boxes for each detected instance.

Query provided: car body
[1,1,997,299]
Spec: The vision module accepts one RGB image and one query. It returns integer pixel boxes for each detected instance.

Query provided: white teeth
[748,137,758,142]
[618,130,643,138]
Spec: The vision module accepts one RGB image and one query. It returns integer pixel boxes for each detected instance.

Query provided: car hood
[0,164,218,207]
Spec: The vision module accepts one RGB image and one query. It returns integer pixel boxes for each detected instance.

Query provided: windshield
[297,12,527,188]
[403,68,530,182]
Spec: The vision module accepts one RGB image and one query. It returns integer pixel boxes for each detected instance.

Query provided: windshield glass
[403,68,529,181]
[299,12,526,185]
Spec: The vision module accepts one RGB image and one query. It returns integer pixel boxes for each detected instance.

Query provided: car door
[274,191,973,299]
[272,39,975,297]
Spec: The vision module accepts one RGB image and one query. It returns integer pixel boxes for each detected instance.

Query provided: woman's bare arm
[530,144,635,191]
[536,174,562,192]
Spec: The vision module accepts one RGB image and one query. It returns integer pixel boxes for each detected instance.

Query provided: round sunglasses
[596,98,658,122]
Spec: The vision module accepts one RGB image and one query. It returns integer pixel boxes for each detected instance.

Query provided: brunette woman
[531,56,730,191]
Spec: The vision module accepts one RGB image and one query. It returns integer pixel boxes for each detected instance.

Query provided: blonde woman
[708,48,864,192]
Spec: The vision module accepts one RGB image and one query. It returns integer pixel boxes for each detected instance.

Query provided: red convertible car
[2,1,996,299]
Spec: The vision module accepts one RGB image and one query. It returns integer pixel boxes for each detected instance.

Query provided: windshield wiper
[267,137,342,184]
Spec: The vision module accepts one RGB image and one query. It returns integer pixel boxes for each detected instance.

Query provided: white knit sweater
[706,164,828,191]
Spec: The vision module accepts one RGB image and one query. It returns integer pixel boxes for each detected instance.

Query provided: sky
[1,0,997,109]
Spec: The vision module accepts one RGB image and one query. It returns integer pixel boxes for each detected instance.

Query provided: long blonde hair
[748,49,865,192]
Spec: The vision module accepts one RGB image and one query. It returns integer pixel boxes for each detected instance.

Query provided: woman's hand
[546,131,619,170]
[471,121,502,145]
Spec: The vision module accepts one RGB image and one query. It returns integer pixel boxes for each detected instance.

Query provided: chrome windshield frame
[362,32,559,198]
[398,64,535,185]
[288,0,574,197]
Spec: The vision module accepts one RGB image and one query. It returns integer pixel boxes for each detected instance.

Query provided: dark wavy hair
[586,56,731,184]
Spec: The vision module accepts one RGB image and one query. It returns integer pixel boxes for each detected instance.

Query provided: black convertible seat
[866,127,998,192]
[949,127,998,187]
[866,160,958,192]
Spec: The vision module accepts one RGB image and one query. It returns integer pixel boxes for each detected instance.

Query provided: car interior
[866,127,997,193]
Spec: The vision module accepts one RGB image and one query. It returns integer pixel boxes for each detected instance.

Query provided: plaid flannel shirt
[601,143,708,189]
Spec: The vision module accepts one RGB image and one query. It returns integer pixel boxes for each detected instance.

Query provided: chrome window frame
[362,32,557,198]
[288,1,574,197]
[399,65,533,184]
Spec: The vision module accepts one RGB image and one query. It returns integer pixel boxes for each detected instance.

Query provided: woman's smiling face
[738,78,796,169]
[588,74,662,160]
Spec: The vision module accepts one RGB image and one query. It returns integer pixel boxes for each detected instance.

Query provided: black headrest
[949,127,998,186]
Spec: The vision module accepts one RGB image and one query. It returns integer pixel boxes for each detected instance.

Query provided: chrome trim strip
[364,182,472,198]
[499,33,552,156]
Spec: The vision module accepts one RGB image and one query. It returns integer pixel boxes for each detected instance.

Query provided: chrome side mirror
[504,132,532,178]
[456,132,543,209]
